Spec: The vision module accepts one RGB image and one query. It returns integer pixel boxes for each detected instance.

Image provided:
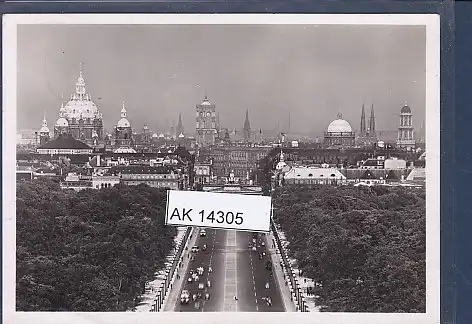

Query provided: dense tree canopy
[272,185,426,312]
[16,179,176,311]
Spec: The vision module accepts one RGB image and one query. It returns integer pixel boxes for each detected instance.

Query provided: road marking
[222,231,227,311]
[248,236,258,312]
[223,230,238,311]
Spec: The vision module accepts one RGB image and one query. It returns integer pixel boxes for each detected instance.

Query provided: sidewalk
[276,227,321,312]
[264,232,296,312]
[162,227,200,311]
[134,227,188,312]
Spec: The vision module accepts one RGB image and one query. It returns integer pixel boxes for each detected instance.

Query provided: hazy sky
[17,24,426,135]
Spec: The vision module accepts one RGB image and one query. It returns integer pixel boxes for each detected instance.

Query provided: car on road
[197,266,204,275]
[203,244,207,251]
[198,283,205,290]
[191,246,199,253]
[200,229,206,237]
[188,277,193,283]
[266,261,272,270]
[180,290,190,304]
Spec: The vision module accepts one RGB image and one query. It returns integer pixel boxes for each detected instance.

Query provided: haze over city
[17,24,426,135]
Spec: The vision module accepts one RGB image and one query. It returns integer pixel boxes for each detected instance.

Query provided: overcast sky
[17,24,426,135]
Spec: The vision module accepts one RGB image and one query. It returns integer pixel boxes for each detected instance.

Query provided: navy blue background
[1,0,467,323]
[454,2,472,324]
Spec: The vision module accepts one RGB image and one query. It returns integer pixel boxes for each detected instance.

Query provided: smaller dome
[179,133,185,138]
[117,118,130,128]
[159,133,165,138]
[276,161,287,170]
[201,96,212,106]
[327,118,353,133]
[55,117,69,127]
[401,105,411,114]
[40,126,50,133]
[152,133,158,138]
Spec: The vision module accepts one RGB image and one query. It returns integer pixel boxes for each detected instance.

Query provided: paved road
[173,228,285,312]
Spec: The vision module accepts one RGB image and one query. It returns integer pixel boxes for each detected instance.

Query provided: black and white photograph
[3,14,440,324]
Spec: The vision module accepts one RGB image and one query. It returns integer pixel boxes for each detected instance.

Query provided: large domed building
[324,113,355,147]
[53,67,104,145]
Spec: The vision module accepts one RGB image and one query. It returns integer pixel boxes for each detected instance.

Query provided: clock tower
[196,96,219,146]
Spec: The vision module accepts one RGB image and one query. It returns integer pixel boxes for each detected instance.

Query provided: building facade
[196,96,219,147]
[110,165,187,190]
[201,145,272,182]
[194,158,213,185]
[282,166,347,186]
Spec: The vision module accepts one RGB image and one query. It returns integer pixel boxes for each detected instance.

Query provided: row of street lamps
[150,227,192,312]
[271,221,309,312]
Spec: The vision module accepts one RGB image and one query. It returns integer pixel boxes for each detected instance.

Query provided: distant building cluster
[16,64,426,192]
[272,148,426,189]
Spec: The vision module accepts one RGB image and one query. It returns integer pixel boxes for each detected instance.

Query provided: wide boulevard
[173,228,285,312]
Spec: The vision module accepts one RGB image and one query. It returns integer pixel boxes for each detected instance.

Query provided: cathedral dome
[179,133,185,138]
[63,70,101,120]
[401,104,412,114]
[55,117,69,127]
[327,116,353,133]
[152,133,158,138]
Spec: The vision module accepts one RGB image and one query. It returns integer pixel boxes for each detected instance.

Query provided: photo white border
[2,14,440,324]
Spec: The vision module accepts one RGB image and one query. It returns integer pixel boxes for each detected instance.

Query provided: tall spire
[42,112,47,127]
[176,112,184,135]
[75,63,86,98]
[244,109,251,142]
[360,104,366,135]
[369,104,376,136]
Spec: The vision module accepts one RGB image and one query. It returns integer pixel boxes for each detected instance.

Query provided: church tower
[114,101,133,147]
[368,104,376,138]
[360,104,366,136]
[176,112,184,136]
[243,109,251,142]
[397,103,416,150]
[39,114,50,145]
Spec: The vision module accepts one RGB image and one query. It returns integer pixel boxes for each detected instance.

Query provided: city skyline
[18,24,426,136]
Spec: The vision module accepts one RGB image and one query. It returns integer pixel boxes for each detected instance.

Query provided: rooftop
[37,134,92,150]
